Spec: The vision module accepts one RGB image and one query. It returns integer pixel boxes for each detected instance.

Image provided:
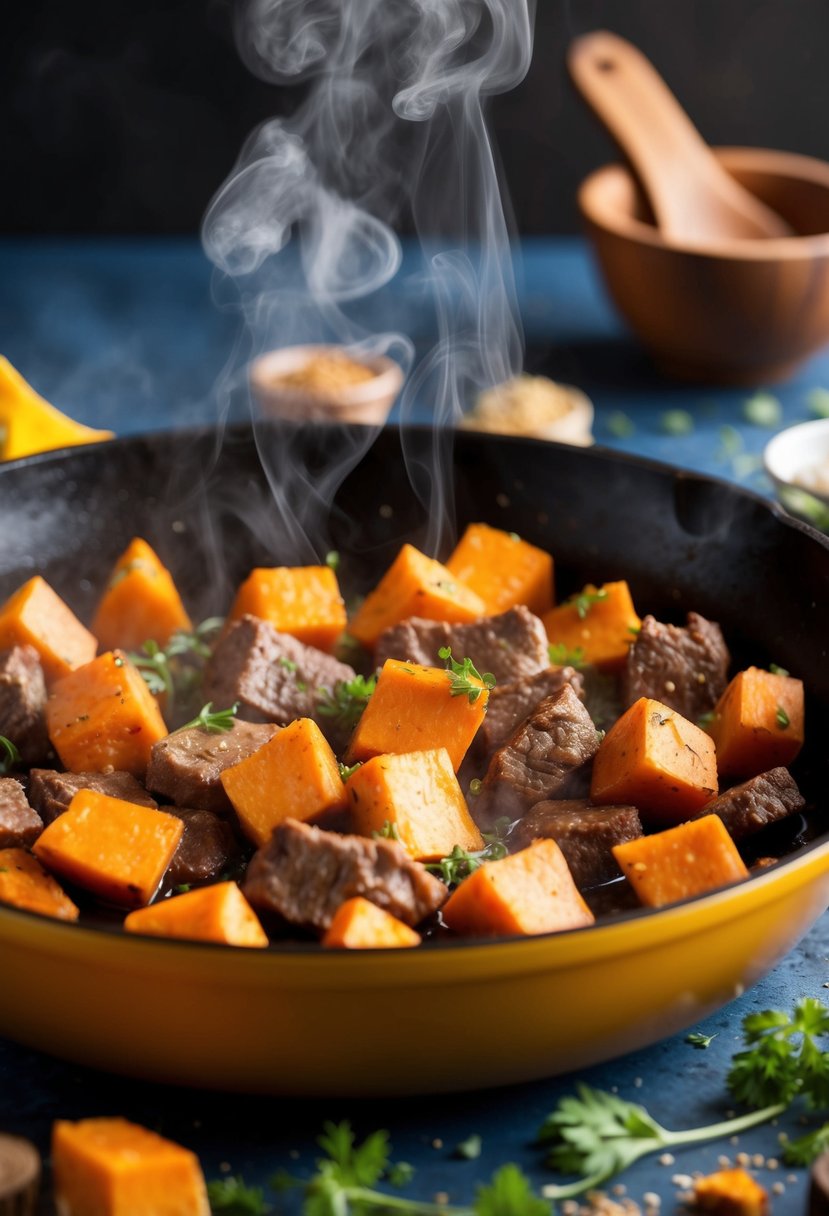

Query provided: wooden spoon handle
[568,31,791,242]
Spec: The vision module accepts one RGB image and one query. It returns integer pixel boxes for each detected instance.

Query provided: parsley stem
[346,1186,469,1215]
[659,1102,786,1146]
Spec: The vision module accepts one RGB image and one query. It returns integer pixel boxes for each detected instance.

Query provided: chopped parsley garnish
[548,643,587,669]
[606,411,635,439]
[338,761,362,783]
[566,587,608,620]
[438,647,495,704]
[686,1032,717,1049]
[325,550,340,571]
[807,386,829,419]
[425,818,511,885]
[180,702,239,733]
[129,617,224,720]
[660,409,694,435]
[207,1175,269,1214]
[316,675,377,733]
[455,1134,482,1160]
[373,820,401,842]
[697,710,716,729]
[277,657,297,673]
[776,705,791,729]
[0,735,21,774]
[743,391,782,428]
[770,662,790,677]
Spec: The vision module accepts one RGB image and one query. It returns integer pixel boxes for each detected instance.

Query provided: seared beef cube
[473,684,600,829]
[243,818,447,932]
[622,613,729,721]
[203,616,357,748]
[147,719,278,814]
[0,645,49,765]
[472,666,584,764]
[0,778,43,847]
[375,606,550,684]
[697,767,805,841]
[165,808,238,888]
[28,768,158,825]
[511,799,642,889]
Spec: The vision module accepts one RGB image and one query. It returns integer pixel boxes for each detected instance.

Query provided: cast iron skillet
[0,423,828,1095]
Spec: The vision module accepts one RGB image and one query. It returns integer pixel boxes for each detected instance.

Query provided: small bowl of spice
[250,345,404,426]
[764,418,829,528]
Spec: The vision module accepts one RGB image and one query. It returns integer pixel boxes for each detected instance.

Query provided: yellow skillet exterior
[2,842,829,1095]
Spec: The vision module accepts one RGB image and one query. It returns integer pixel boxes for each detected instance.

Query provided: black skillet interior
[2,421,828,839]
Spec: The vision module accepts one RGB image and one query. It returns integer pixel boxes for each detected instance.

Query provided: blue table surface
[1,236,828,1214]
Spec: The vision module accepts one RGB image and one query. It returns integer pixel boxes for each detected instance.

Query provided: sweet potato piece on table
[92,537,192,652]
[322,896,421,948]
[33,790,183,908]
[346,658,488,770]
[46,650,167,777]
[542,580,641,671]
[124,882,268,947]
[693,1168,769,1216]
[0,847,79,921]
[0,576,96,685]
[707,666,804,778]
[441,838,594,937]
[52,1117,210,1216]
[346,748,483,861]
[445,523,554,616]
[221,717,346,848]
[590,696,718,825]
[228,565,346,653]
[613,815,749,909]
[349,543,486,649]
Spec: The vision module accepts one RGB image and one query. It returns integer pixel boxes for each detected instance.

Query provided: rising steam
[202,0,536,562]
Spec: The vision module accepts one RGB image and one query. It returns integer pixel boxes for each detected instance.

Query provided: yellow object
[0,356,113,460]
[124,883,268,948]
[52,1117,210,1216]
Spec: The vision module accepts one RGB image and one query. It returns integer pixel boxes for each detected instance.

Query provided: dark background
[2,0,827,236]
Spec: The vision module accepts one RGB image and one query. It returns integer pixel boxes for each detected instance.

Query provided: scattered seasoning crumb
[736,1152,750,1167]
[659,1153,675,1166]
[730,1136,740,1146]
[664,680,676,693]
[786,1175,798,1184]
[766,1158,778,1170]
[717,1156,731,1168]
[675,1190,694,1206]
[172,520,186,533]
[752,1154,765,1168]
[431,1138,443,1150]
[772,1182,785,1196]
[379,504,393,519]
[433,1193,449,1206]
[642,1193,660,1209]
[633,1077,643,1088]
[219,1162,231,1173]
[612,1184,626,1195]
[495,492,510,508]
[562,1202,580,1215]
[611,1086,619,1094]
[672,1175,693,1189]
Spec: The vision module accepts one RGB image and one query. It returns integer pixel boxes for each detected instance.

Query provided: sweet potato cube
[346,748,483,861]
[348,543,486,649]
[0,847,79,921]
[92,537,192,652]
[124,881,268,947]
[542,580,641,670]
[590,697,718,825]
[613,815,748,909]
[228,565,346,652]
[221,717,346,848]
[441,838,594,937]
[322,896,421,948]
[445,523,554,616]
[708,666,804,778]
[345,658,488,770]
[46,650,168,777]
[52,1117,210,1216]
[33,790,183,908]
[693,1168,769,1216]
[0,576,97,685]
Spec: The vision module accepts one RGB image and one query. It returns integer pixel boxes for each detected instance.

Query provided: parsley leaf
[807,387,829,419]
[548,643,586,669]
[686,1032,717,1049]
[476,1165,551,1216]
[782,1122,829,1166]
[179,702,239,733]
[129,617,224,722]
[727,999,829,1109]
[0,735,21,774]
[455,1134,482,1161]
[660,409,694,435]
[425,819,512,886]
[565,587,608,621]
[743,392,782,428]
[207,1176,270,1214]
[776,705,791,729]
[316,675,377,733]
[438,647,495,704]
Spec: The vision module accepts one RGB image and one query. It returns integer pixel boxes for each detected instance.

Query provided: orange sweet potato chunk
[92,537,192,652]
[46,650,167,777]
[707,666,804,778]
[0,847,79,921]
[345,658,488,770]
[542,580,641,670]
[445,523,554,616]
[52,1117,210,1216]
[221,717,346,848]
[348,543,486,649]
[591,696,718,825]
[613,815,748,909]
[441,838,594,937]
[346,748,483,862]
[228,565,346,652]
[124,881,268,947]
[693,1168,769,1216]
[0,575,97,685]
[322,896,421,948]
[33,790,183,908]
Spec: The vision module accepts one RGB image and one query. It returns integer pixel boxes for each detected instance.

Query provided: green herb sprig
[180,702,239,733]
[129,617,224,721]
[425,818,512,886]
[548,643,586,669]
[0,735,21,774]
[438,647,495,704]
[316,675,377,734]
[565,588,608,620]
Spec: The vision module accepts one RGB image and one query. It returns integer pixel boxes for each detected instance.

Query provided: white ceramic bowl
[764,419,829,525]
[250,345,404,426]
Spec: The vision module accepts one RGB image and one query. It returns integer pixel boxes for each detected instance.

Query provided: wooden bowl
[578,148,829,383]
[250,345,404,426]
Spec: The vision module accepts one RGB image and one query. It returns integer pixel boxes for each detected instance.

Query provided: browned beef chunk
[203,616,357,749]
[165,808,239,888]
[471,666,585,766]
[28,769,158,825]
[0,645,49,765]
[375,606,550,684]
[472,684,600,829]
[147,720,278,814]
[622,613,729,721]
[0,778,43,847]
[243,818,447,932]
[697,768,805,841]
[511,800,642,889]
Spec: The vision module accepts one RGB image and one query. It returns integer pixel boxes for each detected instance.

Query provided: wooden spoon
[568,31,793,244]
